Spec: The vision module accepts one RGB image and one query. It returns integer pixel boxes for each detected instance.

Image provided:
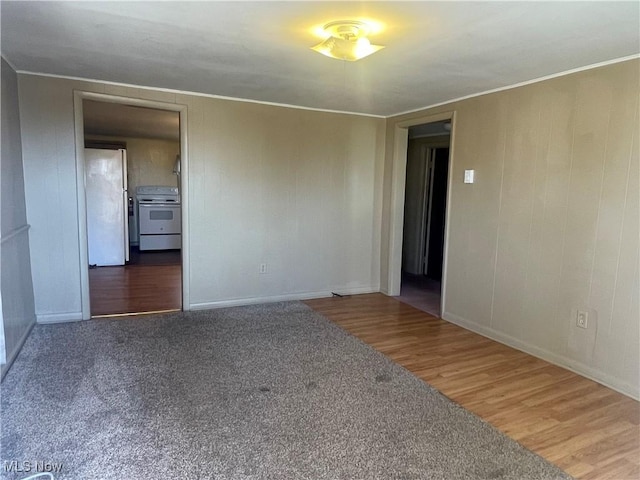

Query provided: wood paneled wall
[384,59,640,398]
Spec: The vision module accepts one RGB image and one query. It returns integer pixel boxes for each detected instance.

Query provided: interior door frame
[422,147,436,275]
[73,91,189,320]
[422,143,451,276]
[387,112,455,315]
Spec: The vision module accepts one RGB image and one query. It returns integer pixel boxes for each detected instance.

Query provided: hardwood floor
[89,264,181,317]
[305,293,640,480]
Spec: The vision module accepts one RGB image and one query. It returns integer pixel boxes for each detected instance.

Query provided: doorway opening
[80,98,184,318]
[398,121,451,316]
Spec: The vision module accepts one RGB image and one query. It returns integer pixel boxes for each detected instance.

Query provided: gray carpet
[1,302,571,480]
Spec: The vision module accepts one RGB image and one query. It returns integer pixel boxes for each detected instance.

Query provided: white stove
[135,186,181,251]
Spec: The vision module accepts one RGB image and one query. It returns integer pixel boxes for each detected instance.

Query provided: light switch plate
[464,170,475,183]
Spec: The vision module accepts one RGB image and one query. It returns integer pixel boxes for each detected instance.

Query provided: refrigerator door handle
[123,189,130,262]
[121,150,129,263]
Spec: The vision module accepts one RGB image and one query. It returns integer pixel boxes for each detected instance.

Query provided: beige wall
[14,59,637,398]
[17,74,384,320]
[1,58,36,377]
[86,135,180,192]
[384,59,639,398]
[177,94,385,306]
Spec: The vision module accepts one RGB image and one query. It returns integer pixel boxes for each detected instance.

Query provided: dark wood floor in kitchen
[89,249,182,317]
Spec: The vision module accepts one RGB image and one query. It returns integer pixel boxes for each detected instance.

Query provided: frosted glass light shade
[312,35,384,61]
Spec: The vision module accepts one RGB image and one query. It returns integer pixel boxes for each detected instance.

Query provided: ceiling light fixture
[311,20,384,61]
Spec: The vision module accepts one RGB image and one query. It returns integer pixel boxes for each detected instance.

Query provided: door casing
[73,91,189,320]
[386,112,455,318]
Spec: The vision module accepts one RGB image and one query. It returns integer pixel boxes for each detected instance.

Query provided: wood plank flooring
[305,293,640,480]
[89,264,181,316]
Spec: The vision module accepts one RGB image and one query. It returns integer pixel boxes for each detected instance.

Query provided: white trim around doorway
[387,111,455,318]
[73,91,190,320]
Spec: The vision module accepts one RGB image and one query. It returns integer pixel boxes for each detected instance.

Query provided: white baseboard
[190,286,379,311]
[441,311,640,401]
[37,311,83,324]
[1,317,36,381]
[33,286,381,320]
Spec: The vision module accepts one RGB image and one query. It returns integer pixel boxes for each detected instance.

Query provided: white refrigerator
[85,148,129,266]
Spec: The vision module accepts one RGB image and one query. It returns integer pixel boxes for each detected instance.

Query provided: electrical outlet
[259,263,267,274]
[576,310,588,329]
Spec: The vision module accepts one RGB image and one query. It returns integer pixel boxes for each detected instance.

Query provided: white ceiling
[83,100,180,141]
[2,1,638,117]
[409,121,450,139]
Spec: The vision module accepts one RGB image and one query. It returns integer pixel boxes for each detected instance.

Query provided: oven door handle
[138,203,180,207]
